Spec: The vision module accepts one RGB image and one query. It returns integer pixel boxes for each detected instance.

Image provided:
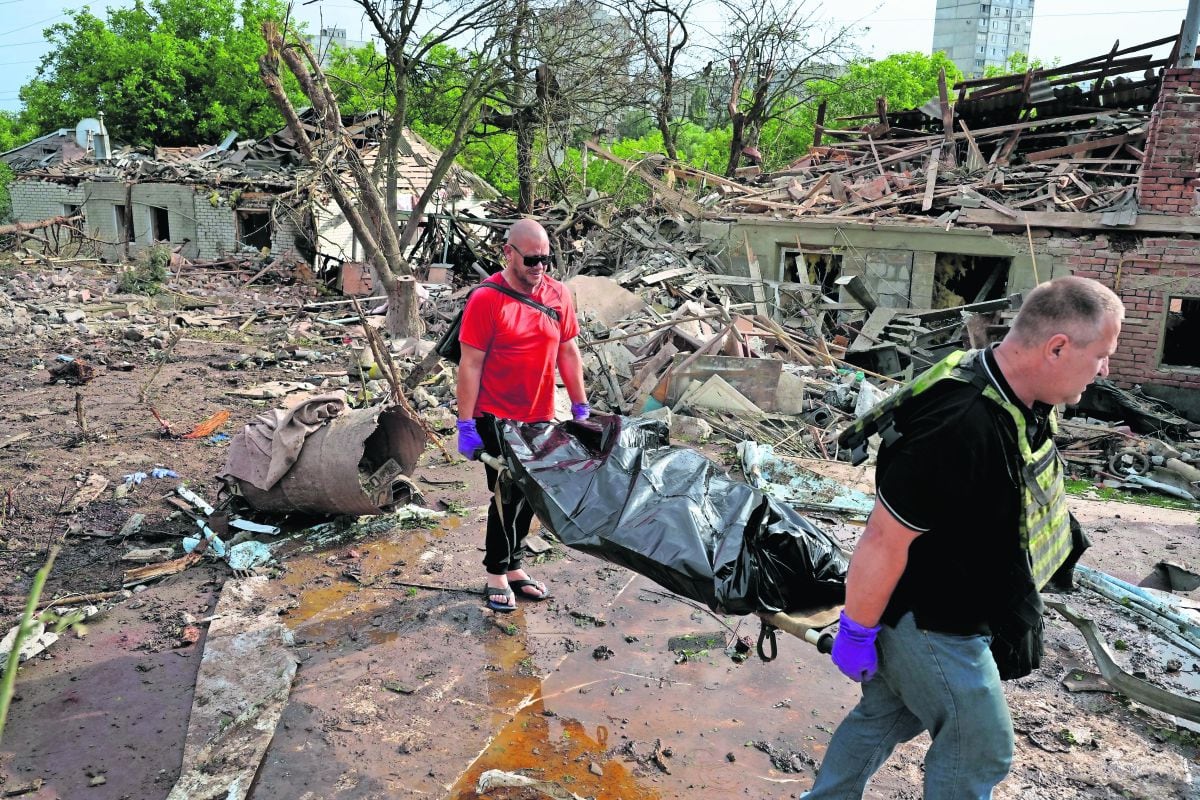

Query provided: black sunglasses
[507,242,552,267]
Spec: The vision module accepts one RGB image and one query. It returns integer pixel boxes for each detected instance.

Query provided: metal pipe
[1074,565,1200,659]
[1182,0,1200,68]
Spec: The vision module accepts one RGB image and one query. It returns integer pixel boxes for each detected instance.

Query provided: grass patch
[1064,478,1200,512]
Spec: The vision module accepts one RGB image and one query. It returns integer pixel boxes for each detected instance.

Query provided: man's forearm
[456,352,484,420]
[843,503,920,626]
[558,341,587,404]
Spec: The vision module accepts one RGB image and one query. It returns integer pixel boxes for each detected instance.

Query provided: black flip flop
[509,578,551,601]
[484,584,517,613]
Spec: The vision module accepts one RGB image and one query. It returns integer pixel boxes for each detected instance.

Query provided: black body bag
[491,414,848,615]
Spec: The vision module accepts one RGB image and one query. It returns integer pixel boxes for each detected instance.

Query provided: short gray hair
[1009,276,1124,346]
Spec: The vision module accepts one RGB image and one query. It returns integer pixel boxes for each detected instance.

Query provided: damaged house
[695,34,1200,409]
[3,112,495,279]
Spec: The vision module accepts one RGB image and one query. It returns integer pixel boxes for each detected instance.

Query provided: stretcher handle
[755,609,839,660]
[479,452,507,472]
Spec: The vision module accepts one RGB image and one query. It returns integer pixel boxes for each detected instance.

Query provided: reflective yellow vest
[837,349,1072,590]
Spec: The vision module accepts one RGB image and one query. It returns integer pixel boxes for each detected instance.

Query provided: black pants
[478,416,534,576]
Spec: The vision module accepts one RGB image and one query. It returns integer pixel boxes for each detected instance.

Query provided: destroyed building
[688,35,1200,408]
[4,112,495,276]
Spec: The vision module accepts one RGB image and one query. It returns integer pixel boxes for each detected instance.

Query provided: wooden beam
[813,101,826,148]
[743,235,771,317]
[1025,132,1144,163]
[938,68,957,168]
[964,188,1020,219]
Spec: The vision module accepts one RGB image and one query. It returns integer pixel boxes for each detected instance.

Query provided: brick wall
[1138,67,1200,214]
[10,180,86,227]
[1050,233,1200,389]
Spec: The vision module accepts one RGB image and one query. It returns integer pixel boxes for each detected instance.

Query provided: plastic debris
[177,485,216,516]
[183,519,227,558]
[123,472,149,487]
[227,541,273,572]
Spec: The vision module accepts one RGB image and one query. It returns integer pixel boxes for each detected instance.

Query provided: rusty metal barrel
[234,404,425,515]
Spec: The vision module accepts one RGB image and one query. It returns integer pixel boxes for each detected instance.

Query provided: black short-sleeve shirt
[876,347,1053,634]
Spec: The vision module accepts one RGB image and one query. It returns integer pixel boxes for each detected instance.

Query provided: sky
[0,0,1191,114]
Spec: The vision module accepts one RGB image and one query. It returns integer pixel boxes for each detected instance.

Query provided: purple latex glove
[571,401,591,421]
[456,419,484,460]
[831,609,880,683]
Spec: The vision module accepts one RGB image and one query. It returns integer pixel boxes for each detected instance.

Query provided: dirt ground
[0,260,1199,799]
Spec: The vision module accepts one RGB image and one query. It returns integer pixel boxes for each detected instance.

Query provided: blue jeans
[805,612,1013,800]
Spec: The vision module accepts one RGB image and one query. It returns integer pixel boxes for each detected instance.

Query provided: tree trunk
[385,278,421,335]
[656,91,677,160]
[516,119,536,213]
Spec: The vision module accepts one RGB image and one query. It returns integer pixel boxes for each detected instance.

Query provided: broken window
[932,254,1011,308]
[64,203,80,217]
[782,248,842,298]
[237,210,273,251]
[149,206,171,242]
[113,204,130,242]
[1161,296,1200,369]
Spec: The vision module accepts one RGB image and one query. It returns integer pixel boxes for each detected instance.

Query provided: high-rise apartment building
[932,0,1035,78]
[304,27,372,66]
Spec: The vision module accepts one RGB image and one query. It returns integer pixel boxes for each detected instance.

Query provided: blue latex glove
[456,419,484,460]
[831,610,880,683]
[571,401,591,421]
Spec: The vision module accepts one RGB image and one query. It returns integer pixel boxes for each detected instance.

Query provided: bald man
[808,276,1124,799]
[455,218,589,613]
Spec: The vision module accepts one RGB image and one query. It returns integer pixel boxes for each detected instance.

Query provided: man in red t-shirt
[455,218,589,612]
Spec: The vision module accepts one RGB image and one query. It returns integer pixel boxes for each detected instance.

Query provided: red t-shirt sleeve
[558,286,579,343]
[458,286,498,352]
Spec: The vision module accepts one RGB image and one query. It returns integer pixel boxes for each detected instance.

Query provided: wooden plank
[866,135,892,193]
[921,146,941,212]
[639,266,694,285]
[950,111,1121,141]
[743,235,771,317]
[626,341,678,406]
[964,188,1020,219]
[959,120,986,173]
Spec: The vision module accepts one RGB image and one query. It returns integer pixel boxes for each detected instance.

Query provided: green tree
[983,51,1058,78]
[0,112,38,222]
[0,111,39,153]
[20,0,299,146]
[837,51,963,113]
[802,51,964,130]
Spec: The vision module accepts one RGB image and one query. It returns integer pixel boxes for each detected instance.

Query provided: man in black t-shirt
[805,276,1124,800]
